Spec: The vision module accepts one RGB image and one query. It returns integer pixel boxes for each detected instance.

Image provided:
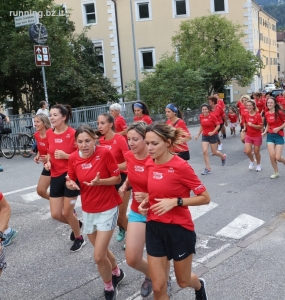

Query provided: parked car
[264,83,276,92]
[271,89,284,98]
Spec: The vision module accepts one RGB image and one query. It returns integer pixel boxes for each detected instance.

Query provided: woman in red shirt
[195,103,227,175]
[208,96,227,151]
[243,100,263,171]
[238,95,250,148]
[33,113,51,200]
[165,103,191,160]
[138,122,210,300]
[44,104,84,252]
[132,101,152,124]
[227,106,238,136]
[66,124,124,299]
[119,122,153,297]
[262,97,285,178]
[109,103,128,140]
[97,113,130,247]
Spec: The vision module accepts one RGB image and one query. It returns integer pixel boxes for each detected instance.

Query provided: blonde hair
[146,122,188,152]
[242,95,250,102]
[34,114,51,129]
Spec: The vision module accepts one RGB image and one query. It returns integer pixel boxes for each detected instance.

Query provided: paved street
[0,125,285,299]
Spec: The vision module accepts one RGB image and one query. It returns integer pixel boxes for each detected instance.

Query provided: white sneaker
[248,161,255,170]
[270,172,279,179]
[256,164,261,172]
[217,144,223,151]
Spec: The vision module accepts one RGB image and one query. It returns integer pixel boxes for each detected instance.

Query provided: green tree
[124,55,207,112]
[172,14,263,95]
[0,0,118,114]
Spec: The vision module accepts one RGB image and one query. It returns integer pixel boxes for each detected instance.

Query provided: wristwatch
[0,231,5,241]
[177,197,183,206]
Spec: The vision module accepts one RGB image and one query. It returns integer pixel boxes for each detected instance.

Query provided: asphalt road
[0,125,285,300]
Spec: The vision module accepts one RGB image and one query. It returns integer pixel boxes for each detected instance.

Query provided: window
[173,0,189,17]
[82,1,97,25]
[259,17,262,25]
[211,0,228,13]
[135,0,152,21]
[92,40,105,75]
[139,48,155,71]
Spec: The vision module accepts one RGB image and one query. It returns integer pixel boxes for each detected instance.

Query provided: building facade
[56,0,278,102]
[277,31,285,80]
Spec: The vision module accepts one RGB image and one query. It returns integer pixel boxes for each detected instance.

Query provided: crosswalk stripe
[21,191,42,203]
[216,213,265,239]
[190,201,218,220]
[3,185,37,196]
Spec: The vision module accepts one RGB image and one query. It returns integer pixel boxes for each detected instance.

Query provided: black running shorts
[146,221,196,261]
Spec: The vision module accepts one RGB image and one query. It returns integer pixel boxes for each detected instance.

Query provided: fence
[3,101,201,142]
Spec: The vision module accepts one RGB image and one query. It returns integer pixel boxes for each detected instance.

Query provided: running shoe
[217,144,223,151]
[112,269,125,289]
[223,134,226,139]
[270,172,279,179]
[248,161,255,170]
[3,228,18,247]
[104,288,118,300]
[70,237,86,252]
[221,154,227,166]
[167,276,172,296]
[195,278,208,300]
[201,168,211,175]
[140,277,152,298]
[0,165,3,172]
[70,219,83,241]
[116,227,125,242]
[256,164,262,172]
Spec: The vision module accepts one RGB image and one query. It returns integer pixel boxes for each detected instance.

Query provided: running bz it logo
[153,172,163,179]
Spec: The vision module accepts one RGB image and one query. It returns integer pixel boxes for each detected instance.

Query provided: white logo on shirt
[39,142,46,146]
[54,138,63,143]
[135,166,144,172]
[194,184,205,191]
[103,145,112,150]
[95,156,100,161]
[168,167,174,173]
[153,172,163,179]
[66,134,71,138]
[113,140,117,144]
[81,163,92,169]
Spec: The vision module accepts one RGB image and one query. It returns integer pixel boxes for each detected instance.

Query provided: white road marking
[125,291,141,300]
[3,185,37,196]
[216,213,265,239]
[21,191,42,203]
[195,243,231,264]
[190,202,218,220]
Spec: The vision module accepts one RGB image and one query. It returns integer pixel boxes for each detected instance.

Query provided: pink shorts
[245,135,262,146]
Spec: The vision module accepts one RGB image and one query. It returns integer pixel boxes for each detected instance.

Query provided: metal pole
[129,0,140,100]
[41,66,48,104]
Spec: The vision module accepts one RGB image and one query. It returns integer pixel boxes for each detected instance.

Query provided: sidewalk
[172,213,285,299]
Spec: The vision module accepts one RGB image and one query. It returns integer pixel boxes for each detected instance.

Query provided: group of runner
[2,92,285,300]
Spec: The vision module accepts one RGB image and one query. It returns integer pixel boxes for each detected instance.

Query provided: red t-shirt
[218,99,225,110]
[145,155,206,231]
[236,101,242,110]
[166,119,190,152]
[212,105,225,124]
[240,107,249,126]
[244,112,263,137]
[68,146,122,213]
[277,96,285,109]
[255,99,265,114]
[114,115,128,141]
[199,113,220,136]
[0,192,3,201]
[125,151,150,213]
[265,111,285,136]
[228,113,238,123]
[46,127,77,177]
[34,131,48,156]
[134,115,152,124]
[99,133,129,174]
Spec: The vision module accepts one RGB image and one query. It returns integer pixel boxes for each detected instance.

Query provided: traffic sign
[34,45,51,66]
[14,12,39,27]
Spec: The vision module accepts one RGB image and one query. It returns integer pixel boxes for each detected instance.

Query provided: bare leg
[254,145,261,165]
[267,144,278,172]
[117,191,130,231]
[37,175,50,200]
[63,197,80,238]
[49,197,68,223]
[209,143,224,159]
[245,143,254,162]
[201,142,210,170]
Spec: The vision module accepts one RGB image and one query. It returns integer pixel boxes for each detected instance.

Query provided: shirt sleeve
[118,136,129,158]
[118,117,127,130]
[177,120,190,134]
[0,192,3,201]
[67,154,77,181]
[106,150,121,176]
[143,115,153,125]
[211,113,220,126]
[179,162,206,195]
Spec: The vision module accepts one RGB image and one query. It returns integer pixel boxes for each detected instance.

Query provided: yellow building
[55,0,278,102]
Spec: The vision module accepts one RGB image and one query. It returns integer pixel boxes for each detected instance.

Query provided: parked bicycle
[0,127,16,159]
[17,126,37,158]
